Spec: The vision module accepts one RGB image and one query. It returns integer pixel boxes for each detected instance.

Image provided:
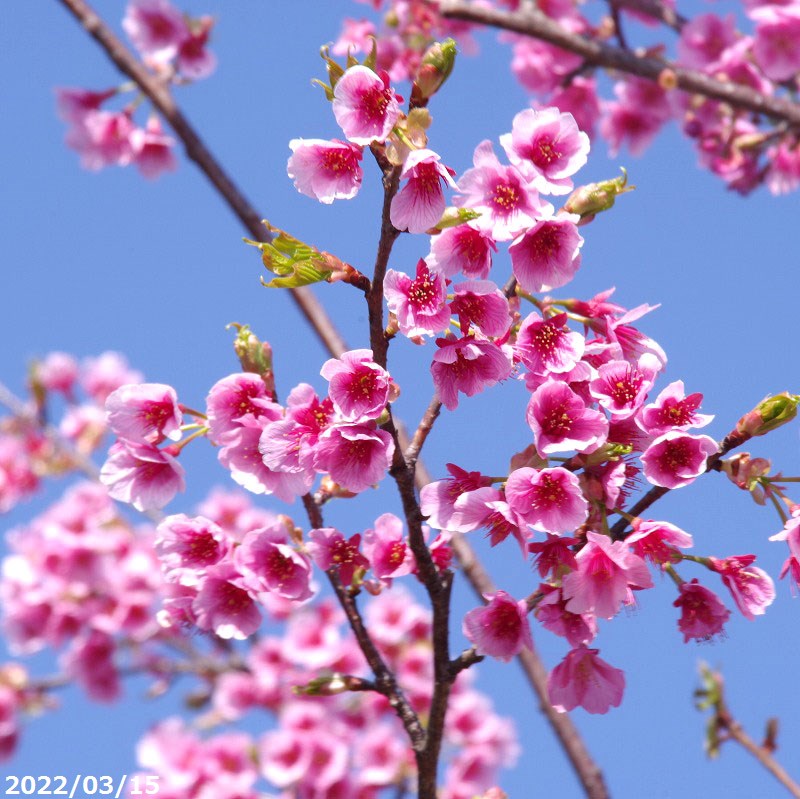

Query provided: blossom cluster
[57,0,215,177]
[333,0,800,194]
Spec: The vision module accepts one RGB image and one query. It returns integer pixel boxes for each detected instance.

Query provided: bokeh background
[2,1,799,796]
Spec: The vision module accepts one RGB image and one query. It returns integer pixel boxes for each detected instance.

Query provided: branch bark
[440,0,800,128]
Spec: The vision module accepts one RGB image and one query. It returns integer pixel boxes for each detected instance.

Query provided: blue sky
[2,1,799,797]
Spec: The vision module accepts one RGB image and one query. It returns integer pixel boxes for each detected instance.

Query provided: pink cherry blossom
[235,525,314,602]
[55,87,116,124]
[206,372,282,444]
[65,110,136,171]
[500,107,590,195]
[155,514,228,582]
[463,591,533,662]
[751,4,800,81]
[332,65,401,145]
[562,531,653,619]
[545,77,601,138]
[362,513,416,581]
[677,13,739,69]
[450,280,511,337]
[453,140,551,241]
[106,382,182,444]
[193,562,261,639]
[307,528,368,587]
[34,351,79,396]
[431,335,513,411]
[320,349,393,421]
[420,463,495,532]
[123,0,188,64]
[528,534,578,579]
[130,116,177,179]
[509,36,584,96]
[287,138,363,204]
[505,467,588,534]
[384,259,450,338]
[770,510,800,592]
[710,554,776,620]
[509,213,583,292]
[176,15,216,79]
[100,439,185,511]
[673,579,731,642]
[548,644,625,714]
[636,380,714,435]
[589,353,662,419]
[641,431,718,488]
[427,222,497,279]
[63,630,120,701]
[527,380,608,457]
[515,311,585,377]
[313,423,395,493]
[534,583,597,646]
[625,519,694,565]
[390,148,457,234]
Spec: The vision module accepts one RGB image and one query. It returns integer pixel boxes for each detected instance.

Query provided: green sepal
[430,207,481,232]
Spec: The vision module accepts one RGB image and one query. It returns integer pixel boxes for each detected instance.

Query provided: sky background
[2,1,799,797]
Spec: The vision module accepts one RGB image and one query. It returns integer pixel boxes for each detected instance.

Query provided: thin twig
[440,1,800,128]
[405,397,443,470]
[56,0,349,359]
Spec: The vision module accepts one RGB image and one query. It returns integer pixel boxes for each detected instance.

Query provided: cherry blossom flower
[313,423,395,493]
[527,380,608,457]
[287,138,363,203]
[636,380,714,435]
[673,579,731,642]
[677,13,739,69]
[307,528,368,587]
[332,65,401,145]
[384,259,450,338]
[562,531,653,619]
[505,466,588,534]
[155,514,228,583]
[463,591,533,662]
[528,534,578,579]
[55,87,116,124]
[130,116,177,179]
[106,382,182,444]
[82,352,143,404]
[546,77,601,138]
[710,555,775,620]
[123,0,188,64]
[548,645,625,714]
[509,213,583,292]
[535,583,597,646]
[193,562,261,639]
[390,148,457,234]
[589,353,661,419]
[770,510,800,592]
[206,373,282,445]
[751,4,800,81]
[500,107,590,195]
[641,431,718,489]
[362,513,415,582]
[454,140,551,241]
[100,439,185,511]
[63,630,120,701]
[450,281,511,337]
[65,110,137,171]
[235,525,314,602]
[431,335,513,410]
[427,222,497,279]
[515,311,586,377]
[320,349,393,421]
[176,15,216,79]
[420,463,495,532]
[33,351,79,396]
[625,519,693,565]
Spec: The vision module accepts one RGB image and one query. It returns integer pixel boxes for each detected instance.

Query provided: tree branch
[56,0,349,359]
[440,0,800,128]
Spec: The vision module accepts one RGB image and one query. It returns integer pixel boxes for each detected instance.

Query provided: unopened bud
[293,673,358,696]
[410,39,457,106]
[563,169,634,225]
[736,393,799,438]
[228,323,276,398]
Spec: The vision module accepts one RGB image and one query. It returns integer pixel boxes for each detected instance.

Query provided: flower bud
[293,673,357,696]
[563,169,634,225]
[735,393,799,438]
[228,323,276,398]
[410,39,457,106]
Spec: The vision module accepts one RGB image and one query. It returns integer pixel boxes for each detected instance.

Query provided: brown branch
[55,0,349,359]
[440,1,800,128]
